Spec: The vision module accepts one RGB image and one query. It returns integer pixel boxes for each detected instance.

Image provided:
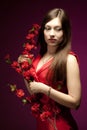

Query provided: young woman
[19,8,81,130]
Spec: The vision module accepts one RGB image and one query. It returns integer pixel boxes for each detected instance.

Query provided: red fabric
[32,53,78,130]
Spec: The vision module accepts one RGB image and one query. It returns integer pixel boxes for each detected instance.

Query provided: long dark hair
[37,8,71,85]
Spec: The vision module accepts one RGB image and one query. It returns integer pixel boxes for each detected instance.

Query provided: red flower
[4,54,11,64]
[22,50,29,55]
[33,24,40,30]
[4,54,10,60]
[22,70,30,80]
[26,33,35,40]
[30,39,36,45]
[43,104,51,111]
[15,68,22,74]
[31,103,40,112]
[29,24,40,35]
[24,43,35,51]
[29,68,38,81]
[40,111,52,121]
[11,61,19,68]
[31,103,40,118]
[34,30,39,35]
[26,95,37,103]
[21,61,30,70]
[16,89,25,98]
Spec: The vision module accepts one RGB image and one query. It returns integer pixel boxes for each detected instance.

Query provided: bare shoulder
[67,54,79,70]
[66,53,80,83]
[67,54,78,64]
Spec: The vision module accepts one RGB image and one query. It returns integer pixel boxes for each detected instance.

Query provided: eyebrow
[45,25,62,28]
[45,25,61,28]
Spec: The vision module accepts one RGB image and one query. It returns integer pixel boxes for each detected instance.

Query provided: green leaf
[5,59,11,64]
[10,84,16,92]
[28,58,32,64]
[22,98,27,104]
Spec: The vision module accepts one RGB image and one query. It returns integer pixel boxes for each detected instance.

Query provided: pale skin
[19,17,81,109]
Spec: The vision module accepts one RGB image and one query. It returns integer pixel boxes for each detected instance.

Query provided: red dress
[31,53,78,130]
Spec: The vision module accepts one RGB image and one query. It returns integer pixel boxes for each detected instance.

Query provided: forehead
[45,17,62,27]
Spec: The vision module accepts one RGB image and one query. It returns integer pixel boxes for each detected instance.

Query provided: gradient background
[0,0,87,130]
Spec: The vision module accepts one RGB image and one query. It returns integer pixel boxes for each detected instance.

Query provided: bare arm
[42,54,81,109]
[27,54,81,109]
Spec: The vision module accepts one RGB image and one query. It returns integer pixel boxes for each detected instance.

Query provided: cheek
[44,30,47,37]
[57,32,64,43]
[58,32,63,39]
[44,35,48,43]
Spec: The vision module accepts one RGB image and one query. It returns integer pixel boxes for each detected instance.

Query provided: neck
[47,45,57,55]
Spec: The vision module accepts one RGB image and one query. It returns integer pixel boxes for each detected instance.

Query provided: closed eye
[55,27,62,31]
[44,26,51,31]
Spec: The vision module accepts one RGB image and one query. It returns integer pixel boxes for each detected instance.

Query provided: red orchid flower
[16,89,25,98]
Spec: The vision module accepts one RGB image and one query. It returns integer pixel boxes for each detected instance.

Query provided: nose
[49,29,55,36]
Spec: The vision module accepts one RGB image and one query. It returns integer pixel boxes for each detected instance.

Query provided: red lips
[48,39,57,42]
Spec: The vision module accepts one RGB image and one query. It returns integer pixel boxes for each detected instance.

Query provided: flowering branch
[4,24,40,105]
[5,24,40,82]
[4,24,61,130]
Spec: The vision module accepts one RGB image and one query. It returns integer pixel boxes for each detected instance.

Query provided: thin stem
[47,117,58,130]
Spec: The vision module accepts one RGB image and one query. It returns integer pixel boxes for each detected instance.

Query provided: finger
[18,55,29,63]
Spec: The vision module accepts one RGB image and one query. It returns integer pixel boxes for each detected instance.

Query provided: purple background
[0,0,87,130]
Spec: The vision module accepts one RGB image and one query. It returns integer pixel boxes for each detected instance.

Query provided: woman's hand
[24,79,49,95]
[29,81,46,95]
[18,55,29,63]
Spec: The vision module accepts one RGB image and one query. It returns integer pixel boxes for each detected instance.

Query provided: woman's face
[44,17,63,47]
